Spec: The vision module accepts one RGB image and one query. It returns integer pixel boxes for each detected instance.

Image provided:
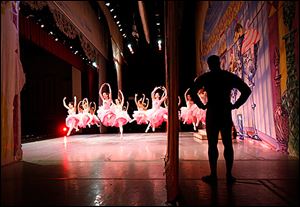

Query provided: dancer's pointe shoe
[193,125,197,131]
[75,128,79,132]
[152,127,155,132]
[67,131,71,137]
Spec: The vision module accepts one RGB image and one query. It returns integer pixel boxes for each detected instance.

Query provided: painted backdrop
[200,1,299,157]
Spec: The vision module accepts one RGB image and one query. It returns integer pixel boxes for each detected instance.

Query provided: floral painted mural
[200,1,299,157]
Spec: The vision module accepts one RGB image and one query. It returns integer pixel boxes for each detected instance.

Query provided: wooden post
[164,1,182,203]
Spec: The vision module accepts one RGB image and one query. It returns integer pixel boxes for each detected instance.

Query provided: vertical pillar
[115,59,122,92]
[164,1,182,203]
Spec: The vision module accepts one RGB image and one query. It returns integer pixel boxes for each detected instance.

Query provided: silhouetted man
[190,55,251,184]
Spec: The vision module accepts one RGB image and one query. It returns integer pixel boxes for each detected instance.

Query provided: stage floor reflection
[2,132,299,206]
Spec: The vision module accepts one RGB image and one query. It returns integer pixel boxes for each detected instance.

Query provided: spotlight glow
[92,61,98,68]
[158,39,162,50]
[127,43,134,54]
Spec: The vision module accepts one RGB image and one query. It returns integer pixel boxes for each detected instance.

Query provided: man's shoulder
[194,72,210,81]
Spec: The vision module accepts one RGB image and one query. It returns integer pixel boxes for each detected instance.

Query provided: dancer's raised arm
[77,100,83,112]
[119,90,124,106]
[63,97,69,110]
[164,98,168,108]
[145,98,149,109]
[83,98,89,106]
[184,88,190,103]
[134,93,138,106]
[73,96,77,112]
[107,83,112,100]
[151,86,159,100]
[159,86,168,104]
[125,101,129,111]
[99,83,105,100]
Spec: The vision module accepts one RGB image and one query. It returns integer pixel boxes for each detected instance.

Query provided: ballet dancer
[145,86,168,132]
[63,96,79,136]
[88,102,100,127]
[97,83,115,127]
[193,88,207,128]
[111,90,131,135]
[180,88,198,131]
[130,93,149,125]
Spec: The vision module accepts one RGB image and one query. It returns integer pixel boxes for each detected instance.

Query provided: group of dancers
[63,83,207,136]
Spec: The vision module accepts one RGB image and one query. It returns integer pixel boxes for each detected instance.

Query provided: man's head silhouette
[207,55,221,71]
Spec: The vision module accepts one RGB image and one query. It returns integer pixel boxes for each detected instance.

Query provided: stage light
[92,61,98,68]
[41,24,44,28]
[116,21,120,24]
[74,50,78,54]
[114,15,117,19]
[110,8,114,12]
[105,2,110,7]
[55,38,58,41]
[70,46,72,49]
[63,127,67,132]
[127,43,134,54]
[158,39,162,51]
[49,31,53,35]
[120,28,123,32]
[156,22,160,26]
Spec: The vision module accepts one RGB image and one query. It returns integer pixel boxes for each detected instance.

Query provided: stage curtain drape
[19,14,84,71]
[1,1,26,166]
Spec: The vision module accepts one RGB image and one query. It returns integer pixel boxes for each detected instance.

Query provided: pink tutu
[180,107,194,124]
[66,114,80,128]
[193,107,206,125]
[147,107,167,128]
[77,113,91,128]
[101,110,116,127]
[113,111,131,127]
[180,104,198,125]
[89,114,100,126]
[132,110,148,125]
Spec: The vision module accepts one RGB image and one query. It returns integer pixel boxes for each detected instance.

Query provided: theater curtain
[1,1,25,166]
